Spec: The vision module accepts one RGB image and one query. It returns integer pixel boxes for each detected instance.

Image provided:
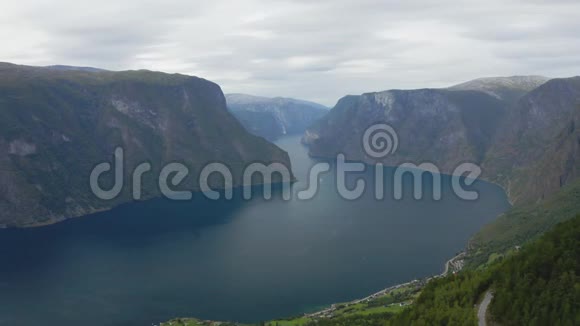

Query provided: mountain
[449,75,549,103]
[483,77,580,204]
[45,65,108,73]
[468,179,580,267]
[226,93,328,140]
[0,63,292,227]
[303,87,508,171]
[303,76,580,205]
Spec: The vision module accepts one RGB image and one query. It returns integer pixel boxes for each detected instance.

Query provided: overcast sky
[1,0,579,106]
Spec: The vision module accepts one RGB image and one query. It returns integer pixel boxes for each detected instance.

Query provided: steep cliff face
[304,76,580,205]
[304,88,507,172]
[0,63,292,227]
[483,77,580,204]
[226,94,328,140]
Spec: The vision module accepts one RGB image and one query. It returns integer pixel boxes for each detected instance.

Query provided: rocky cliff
[0,63,292,227]
[226,93,328,140]
[304,76,580,205]
[483,77,580,204]
[304,88,507,171]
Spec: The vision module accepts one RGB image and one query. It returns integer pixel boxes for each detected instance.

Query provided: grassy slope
[467,180,580,268]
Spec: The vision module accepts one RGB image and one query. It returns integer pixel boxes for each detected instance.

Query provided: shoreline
[162,251,469,325]
[3,179,297,229]
[301,250,467,319]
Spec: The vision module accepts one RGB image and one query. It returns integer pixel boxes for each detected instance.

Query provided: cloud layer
[1,0,579,105]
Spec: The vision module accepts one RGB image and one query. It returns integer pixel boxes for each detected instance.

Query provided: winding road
[478,290,493,326]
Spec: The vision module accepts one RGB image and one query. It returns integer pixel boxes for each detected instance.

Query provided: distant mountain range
[0,63,291,227]
[226,93,328,140]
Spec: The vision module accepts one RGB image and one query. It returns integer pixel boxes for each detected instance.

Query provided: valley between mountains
[164,75,580,325]
[1,64,578,326]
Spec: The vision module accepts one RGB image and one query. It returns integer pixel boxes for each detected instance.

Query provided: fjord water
[0,136,510,326]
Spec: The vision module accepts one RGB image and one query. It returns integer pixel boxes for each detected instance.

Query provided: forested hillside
[489,214,579,325]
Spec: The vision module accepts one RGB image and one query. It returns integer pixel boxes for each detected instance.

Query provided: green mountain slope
[467,180,580,267]
[489,214,579,325]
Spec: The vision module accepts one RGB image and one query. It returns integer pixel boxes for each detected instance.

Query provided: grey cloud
[0,0,579,106]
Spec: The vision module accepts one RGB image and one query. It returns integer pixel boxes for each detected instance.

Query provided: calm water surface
[0,135,510,326]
